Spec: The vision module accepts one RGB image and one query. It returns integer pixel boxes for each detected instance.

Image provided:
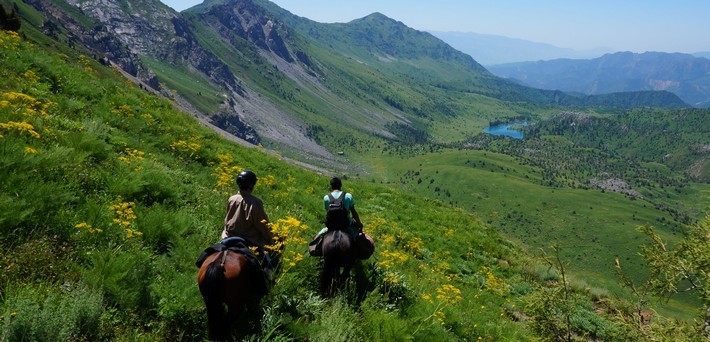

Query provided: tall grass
[1,284,104,342]
[0,30,705,341]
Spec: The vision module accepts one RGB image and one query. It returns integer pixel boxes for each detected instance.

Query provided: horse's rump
[320,230,356,297]
[198,250,263,340]
[199,258,226,308]
[322,230,355,262]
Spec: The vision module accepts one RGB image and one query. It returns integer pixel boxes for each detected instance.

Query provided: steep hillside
[7,29,700,341]
[489,51,710,107]
[2,2,709,340]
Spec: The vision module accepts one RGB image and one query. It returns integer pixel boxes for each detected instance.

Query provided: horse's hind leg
[320,259,337,297]
[341,263,353,284]
[246,295,264,334]
[244,296,264,335]
[229,295,263,339]
[204,301,228,341]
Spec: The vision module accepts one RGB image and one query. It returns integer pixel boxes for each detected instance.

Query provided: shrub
[80,247,154,313]
[310,297,361,341]
[569,307,621,340]
[0,284,104,341]
[359,291,414,341]
[525,263,560,282]
[151,265,205,340]
[0,236,75,285]
[137,204,194,254]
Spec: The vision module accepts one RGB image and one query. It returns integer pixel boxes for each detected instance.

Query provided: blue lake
[483,122,529,139]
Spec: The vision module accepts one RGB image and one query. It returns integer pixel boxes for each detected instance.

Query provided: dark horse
[197,250,264,341]
[320,229,356,297]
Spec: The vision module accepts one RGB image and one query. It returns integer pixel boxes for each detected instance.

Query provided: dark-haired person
[322,176,363,235]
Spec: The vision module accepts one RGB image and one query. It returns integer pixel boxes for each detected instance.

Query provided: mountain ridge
[489,51,710,107]
[10,0,690,170]
[430,31,614,65]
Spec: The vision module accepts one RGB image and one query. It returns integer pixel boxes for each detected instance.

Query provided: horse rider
[222,170,276,271]
[321,176,363,237]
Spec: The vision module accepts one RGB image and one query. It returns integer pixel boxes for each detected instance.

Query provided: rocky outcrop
[61,0,243,94]
[588,177,644,199]
[25,0,160,89]
[203,0,295,63]
[210,112,260,145]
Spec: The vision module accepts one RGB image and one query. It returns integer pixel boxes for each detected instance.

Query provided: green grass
[1,23,707,341]
[368,148,704,318]
[0,30,539,340]
[141,56,224,114]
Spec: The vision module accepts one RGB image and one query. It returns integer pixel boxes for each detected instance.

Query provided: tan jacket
[221,192,273,248]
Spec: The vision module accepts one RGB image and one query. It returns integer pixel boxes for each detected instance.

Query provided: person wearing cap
[221,170,274,249]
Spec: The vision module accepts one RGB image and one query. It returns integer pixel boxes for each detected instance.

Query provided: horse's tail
[320,230,354,297]
[200,253,228,340]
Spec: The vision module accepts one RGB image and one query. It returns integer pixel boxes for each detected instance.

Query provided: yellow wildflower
[435,283,462,304]
[0,121,40,138]
[24,146,39,154]
[213,153,242,191]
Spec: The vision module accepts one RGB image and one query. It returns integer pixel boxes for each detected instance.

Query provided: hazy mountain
[429,31,613,65]
[488,51,710,107]
[693,52,710,59]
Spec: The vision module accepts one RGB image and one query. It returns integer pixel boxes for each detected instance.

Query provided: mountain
[2,1,709,339]
[429,31,613,65]
[9,0,688,171]
[488,51,710,107]
[6,26,707,340]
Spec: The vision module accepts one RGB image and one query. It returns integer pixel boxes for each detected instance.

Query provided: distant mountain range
[6,0,689,167]
[429,31,613,65]
[488,52,710,107]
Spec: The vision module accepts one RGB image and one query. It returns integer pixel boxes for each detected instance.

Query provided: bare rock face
[62,0,242,93]
[204,0,294,62]
[588,177,644,199]
[66,0,172,56]
[211,112,260,145]
[25,0,160,88]
[24,0,328,161]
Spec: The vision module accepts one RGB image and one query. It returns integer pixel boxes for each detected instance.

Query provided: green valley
[1,0,709,340]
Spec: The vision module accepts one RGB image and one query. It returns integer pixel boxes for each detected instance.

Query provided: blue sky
[160,0,709,53]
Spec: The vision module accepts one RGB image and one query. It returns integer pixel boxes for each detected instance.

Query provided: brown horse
[320,229,356,297]
[197,250,264,341]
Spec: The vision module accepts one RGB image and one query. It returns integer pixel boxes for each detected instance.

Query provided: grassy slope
[218,9,709,318]
[366,147,706,318]
[0,29,540,340]
[8,24,708,339]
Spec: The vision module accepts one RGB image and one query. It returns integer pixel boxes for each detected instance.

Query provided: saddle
[195,236,270,295]
[309,229,375,260]
[195,236,263,269]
